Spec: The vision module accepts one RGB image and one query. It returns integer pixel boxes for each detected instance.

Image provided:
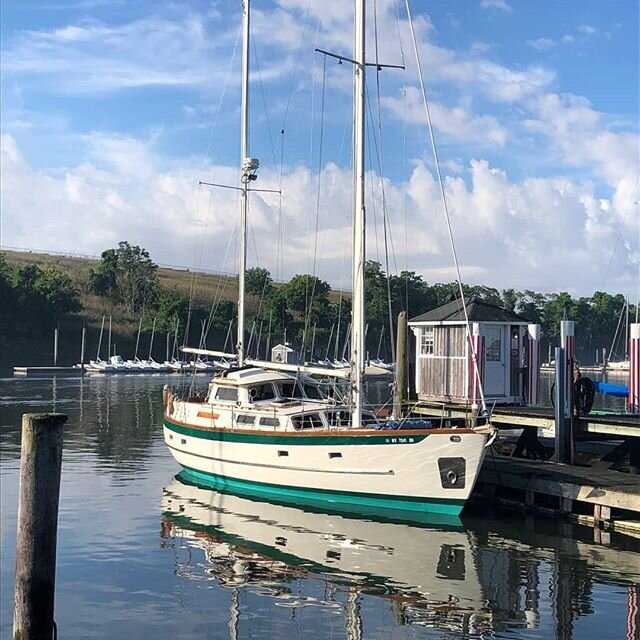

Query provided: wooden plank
[479,455,640,512]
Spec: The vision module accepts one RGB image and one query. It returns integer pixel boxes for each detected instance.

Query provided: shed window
[420,327,434,355]
[485,327,502,362]
[215,387,238,401]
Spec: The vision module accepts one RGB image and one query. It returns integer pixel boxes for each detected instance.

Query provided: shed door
[484,327,506,396]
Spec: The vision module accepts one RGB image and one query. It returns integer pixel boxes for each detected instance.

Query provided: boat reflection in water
[161,474,492,637]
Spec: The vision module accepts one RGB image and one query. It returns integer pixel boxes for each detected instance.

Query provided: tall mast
[351,0,366,427]
[237,0,251,367]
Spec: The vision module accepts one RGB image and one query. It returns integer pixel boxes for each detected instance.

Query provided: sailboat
[163,0,494,519]
[605,297,632,374]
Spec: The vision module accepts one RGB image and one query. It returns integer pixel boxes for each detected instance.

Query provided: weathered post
[393,311,407,419]
[526,324,541,405]
[629,323,639,414]
[13,413,67,640]
[560,320,574,417]
[554,348,572,463]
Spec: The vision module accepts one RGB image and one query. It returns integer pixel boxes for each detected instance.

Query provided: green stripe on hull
[179,466,465,522]
[164,418,428,446]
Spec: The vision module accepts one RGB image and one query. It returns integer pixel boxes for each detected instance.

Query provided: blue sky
[1,0,638,297]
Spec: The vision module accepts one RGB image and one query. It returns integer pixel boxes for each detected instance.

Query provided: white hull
[164,387,489,516]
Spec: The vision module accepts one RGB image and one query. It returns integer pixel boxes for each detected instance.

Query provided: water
[1,374,638,639]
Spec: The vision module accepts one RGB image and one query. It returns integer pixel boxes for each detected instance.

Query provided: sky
[1,0,638,298]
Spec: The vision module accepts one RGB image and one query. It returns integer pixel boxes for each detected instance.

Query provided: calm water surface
[1,374,638,639]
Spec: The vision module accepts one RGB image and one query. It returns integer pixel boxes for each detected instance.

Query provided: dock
[415,401,640,533]
[474,454,640,536]
[13,366,84,376]
[416,401,640,437]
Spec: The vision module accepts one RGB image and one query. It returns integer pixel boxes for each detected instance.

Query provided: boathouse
[409,299,535,406]
[271,343,300,365]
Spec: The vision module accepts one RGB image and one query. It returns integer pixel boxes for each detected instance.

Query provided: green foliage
[0,255,81,339]
[89,241,159,314]
[245,267,273,297]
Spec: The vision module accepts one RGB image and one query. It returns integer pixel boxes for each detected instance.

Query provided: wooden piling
[13,413,67,640]
[393,311,407,419]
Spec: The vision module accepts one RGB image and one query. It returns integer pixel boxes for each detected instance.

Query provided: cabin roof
[410,298,528,324]
[216,367,298,385]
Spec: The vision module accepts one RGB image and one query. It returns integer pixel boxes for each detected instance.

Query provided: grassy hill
[1,249,349,370]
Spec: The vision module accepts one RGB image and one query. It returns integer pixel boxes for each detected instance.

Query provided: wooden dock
[474,453,640,535]
[13,366,84,376]
[413,401,640,533]
[415,401,640,437]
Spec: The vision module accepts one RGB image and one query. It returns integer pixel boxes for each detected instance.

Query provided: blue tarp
[594,381,628,397]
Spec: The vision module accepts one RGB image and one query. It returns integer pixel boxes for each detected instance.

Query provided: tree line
[1,243,636,365]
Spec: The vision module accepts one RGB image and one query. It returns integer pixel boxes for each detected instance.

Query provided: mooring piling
[393,311,407,419]
[13,412,67,640]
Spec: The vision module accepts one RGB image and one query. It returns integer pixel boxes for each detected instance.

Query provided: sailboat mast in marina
[237,0,251,368]
[351,0,366,430]
[162,0,494,520]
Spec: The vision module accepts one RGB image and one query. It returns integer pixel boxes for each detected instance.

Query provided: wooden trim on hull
[164,416,478,446]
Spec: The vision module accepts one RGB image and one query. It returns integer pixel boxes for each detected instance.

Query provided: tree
[245,267,273,297]
[2,260,81,337]
[89,241,159,314]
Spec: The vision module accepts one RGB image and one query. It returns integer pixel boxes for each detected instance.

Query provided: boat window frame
[214,386,239,402]
[291,413,325,430]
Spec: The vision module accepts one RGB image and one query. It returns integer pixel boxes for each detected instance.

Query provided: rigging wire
[600,174,639,290]
[392,0,410,331]
[301,54,328,358]
[405,0,489,416]
[373,0,397,365]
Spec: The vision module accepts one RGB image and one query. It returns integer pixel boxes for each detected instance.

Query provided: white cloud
[479,0,512,13]
[523,93,638,188]
[470,41,495,54]
[381,87,508,147]
[578,24,597,35]
[527,38,556,51]
[1,14,241,94]
[2,133,637,296]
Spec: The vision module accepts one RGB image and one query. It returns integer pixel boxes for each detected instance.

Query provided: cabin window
[420,327,434,355]
[236,414,255,425]
[248,383,276,402]
[259,416,280,427]
[215,387,238,402]
[303,384,324,400]
[485,327,502,362]
[292,413,324,430]
[326,410,351,427]
[277,381,304,399]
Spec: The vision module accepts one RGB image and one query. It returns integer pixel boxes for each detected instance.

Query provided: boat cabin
[409,299,530,406]
[200,367,379,432]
